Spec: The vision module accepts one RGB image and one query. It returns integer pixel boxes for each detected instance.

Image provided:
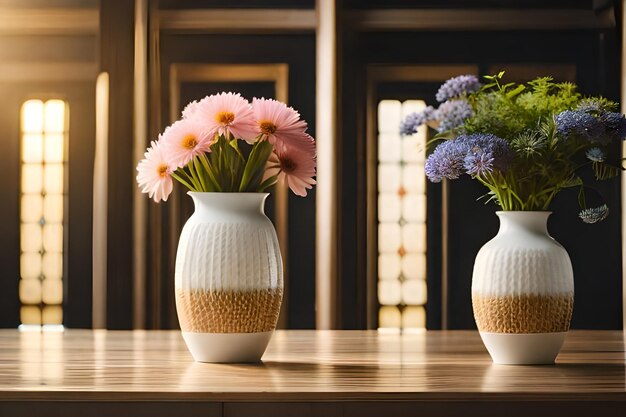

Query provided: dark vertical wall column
[99,0,135,329]
[0,92,21,328]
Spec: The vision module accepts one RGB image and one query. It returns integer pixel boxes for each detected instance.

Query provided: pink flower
[252,98,308,149]
[186,92,257,142]
[266,135,317,197]
[136,140,174,203]
[160,119,213,168]
[181,99,199,119]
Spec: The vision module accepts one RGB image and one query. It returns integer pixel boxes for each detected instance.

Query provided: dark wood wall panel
[0,36,97,62]
[100,0,135,329]
[158,0,314,9]
[65,82,96,328]
[0,86,22,328]
[343,0,595,8]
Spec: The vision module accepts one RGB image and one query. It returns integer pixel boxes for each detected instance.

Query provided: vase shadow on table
[179,360,398,392]
[480,362,625,393]
[181,360,537,393]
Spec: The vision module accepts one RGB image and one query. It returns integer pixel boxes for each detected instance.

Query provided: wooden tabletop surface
[0,329,624,402]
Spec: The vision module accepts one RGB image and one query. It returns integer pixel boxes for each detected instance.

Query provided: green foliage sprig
[461,72,622,212]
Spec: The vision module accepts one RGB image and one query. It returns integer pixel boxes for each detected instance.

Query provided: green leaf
[558,174,582,189]
[259,175,278,192]
[198,153,221,192]
[506,84,526,99]
[578,185,586,209]
[239,140,274,192]
[192,156,209,191]
[229,138,246,161]
[592,162,620,181]
[171,170,196,191]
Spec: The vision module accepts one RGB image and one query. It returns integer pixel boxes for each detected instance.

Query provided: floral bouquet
[401,72,626,223]
[136,92,316,201]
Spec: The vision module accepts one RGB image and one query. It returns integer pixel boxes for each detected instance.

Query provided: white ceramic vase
[174,192,283,363]
[472,211,574,365]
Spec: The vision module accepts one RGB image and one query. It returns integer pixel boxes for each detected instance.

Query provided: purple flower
[400,106,437,136]
[555,110,603,141]
[436,75,481,103]
[436,100,473,132]
[579,204,609,224]
[464,150,494,176]
[425,133,511,182]
[464,133,512,172]
[424,139,469,182]
[557,109,626,145]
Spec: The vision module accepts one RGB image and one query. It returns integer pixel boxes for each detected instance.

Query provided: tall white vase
[175,192,283,363]
[472,211,574,365]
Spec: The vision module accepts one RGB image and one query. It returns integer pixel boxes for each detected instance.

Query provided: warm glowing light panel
[377,100,427,332]
[19,99,67,327]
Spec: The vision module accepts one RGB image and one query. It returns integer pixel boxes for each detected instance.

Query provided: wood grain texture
[0,330,624,403]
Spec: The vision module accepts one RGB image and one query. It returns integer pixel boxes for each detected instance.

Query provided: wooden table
[0,330,624,416]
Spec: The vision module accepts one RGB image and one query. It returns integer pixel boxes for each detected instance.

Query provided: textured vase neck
[496,211,551,236]
[189,192,268,218]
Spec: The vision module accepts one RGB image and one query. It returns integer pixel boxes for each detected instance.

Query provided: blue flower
[579,204,609,224]
[599,111,626,143]
[463,133,512,172]
[585,147,605,162]
[436,100,473,132]
[555,110,603,141]
[558,107,626,145]
[464,150,494,176]
[399,106,437,136]
[436,75,481,103]
[425,133,511,182]
[424,139,468,182]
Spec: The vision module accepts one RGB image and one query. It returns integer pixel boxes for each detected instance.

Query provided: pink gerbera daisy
[266,134,317,197]
[136,141,174,203]
[160,119,213,168]
[181,99,199,119]
[186,92,257,142]
[252,98,308,149]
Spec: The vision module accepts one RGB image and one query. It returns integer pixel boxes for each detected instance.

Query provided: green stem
[187,161,203,191]
[198,153,222,192]
[172,170,196,191]
[193,156,209,191]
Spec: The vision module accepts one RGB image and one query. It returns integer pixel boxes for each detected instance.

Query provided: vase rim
[188,191,270,196]
[495,211,552,214]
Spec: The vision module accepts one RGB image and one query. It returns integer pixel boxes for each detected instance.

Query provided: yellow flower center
[157,164,168,178]
[181,134,197,150]
[216,111,235,125]
[259,120,277,135]
[280,157,296,173]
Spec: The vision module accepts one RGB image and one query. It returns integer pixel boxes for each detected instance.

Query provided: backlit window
[377,100,427,332]
[19,99,68,329]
